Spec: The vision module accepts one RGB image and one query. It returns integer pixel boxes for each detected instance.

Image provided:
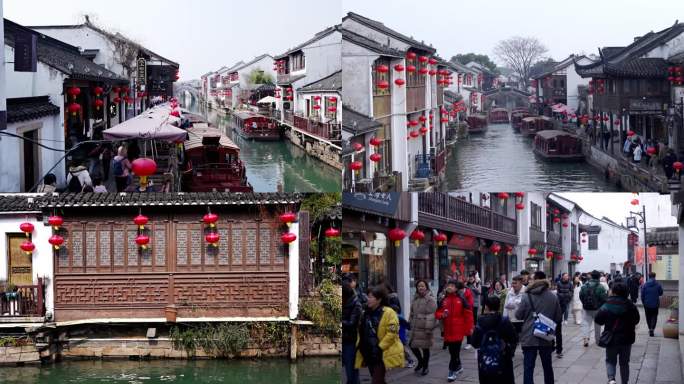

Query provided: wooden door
[7,234,33,285]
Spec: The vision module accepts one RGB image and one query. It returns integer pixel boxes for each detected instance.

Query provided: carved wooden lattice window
[113,226,125,266]
[71,228,83,267]
[245,228,257,265]
[86,230,97,266]
[176,226,188,265]
[154,227,166,266]
[259,226,271,265]
[127,226,138,266]
[99,227,111,266]
[232,226,243,265]
[218,227,229,265]
[190,226,202,265]
[373,58,390,96]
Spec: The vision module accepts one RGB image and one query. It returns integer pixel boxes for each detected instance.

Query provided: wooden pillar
[84,86,92,138]
[106,93,111,129]
[610,113,614,154]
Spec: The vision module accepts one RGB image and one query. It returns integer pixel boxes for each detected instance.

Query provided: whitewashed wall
[566,57,592,112]
[578,214,630,273]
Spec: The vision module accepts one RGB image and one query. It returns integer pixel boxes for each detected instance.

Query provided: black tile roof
[229,54,273,73]
[274,25,340,60]
[6,96,60,123]
[646,227,678,245]
[0,193,302,212]
[342,106,381,136]
[4,19,128,84]
[341,28,405,57]
[298,71,342,93]
[343,12,435,54]
[276,73,307,86]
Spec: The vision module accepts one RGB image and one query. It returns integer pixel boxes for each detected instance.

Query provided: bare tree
[494,36,548,88]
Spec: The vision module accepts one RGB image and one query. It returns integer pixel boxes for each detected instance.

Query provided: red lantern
[370,137,382,147]
[67,87,81,98]
[406,65,416,73]
[133,214,149,229]
[49,234,64,250]
[94,99,104,110]
[48,215,63,230]
[113,87,120,94]
[170,110,181,117]
[131,158,157,188]
[674,161,684,172]
[429,70,437,76]
[68,103,81,116]
[410,229,425,246]
[93,86,104,96]
[328,106,337,113]
[370,153,382,162]
[279,212,297,227]
[313,105,321,110]
[553,209,560,215]
[546,251,553,259]
[313,95,322,101]
[205,232,220,246]
[555,254,564,261]
[440,118,449,123]
[352,142,363,152]
[428,58,438,65]
[388,228,406,247]
[20,241,35,254]
[394,78,405,86]
[325,227,340,238]
[515,192,524,198]
[434,232,448,246]
[627,130,635,137]
[505,245,513,255]
[407,52,417,60]
[497,192,509,200]
[418,56,429,63]
[419,126,428,135]
[409,120,419,127]
[646,147,656,155]
[19,222,34,236]
[614,120,621,125]
[394,64,405,72]
[490,243,501,255]
[515,203,525,210]
[377,80,389,89]
[135,234,150,250]
[113,97,121,103]
[630,199,639,206]
[376,64,389,73]
[562,223,569,228]
[409,130,420,138]
[281,232,297,244]
[553,217,561,223]
[419,115,427,122]
[419,67,429,75]
[350,161,363,174]
[528,248,537,256]
[203,213,219,228]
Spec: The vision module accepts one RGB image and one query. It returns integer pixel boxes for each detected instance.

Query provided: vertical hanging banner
[647,246,657,264]
[634,246,644,266]
[14,30,37,72]
[136,57,147,86]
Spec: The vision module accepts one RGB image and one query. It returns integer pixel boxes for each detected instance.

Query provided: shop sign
[14,31,37,72]
[447,234,478,250]
[342,192,400,216]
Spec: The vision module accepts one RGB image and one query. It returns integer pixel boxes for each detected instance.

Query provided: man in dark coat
[472,296,518,384]
[640,272,663,337]
[627,273,640,304]
[556,273,573,325]
[342,281,363,384]
[595,282,640,384]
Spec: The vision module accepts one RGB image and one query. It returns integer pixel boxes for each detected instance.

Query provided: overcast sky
[342,0,684,65]
[558,193,677,230]
[3,0,342,80]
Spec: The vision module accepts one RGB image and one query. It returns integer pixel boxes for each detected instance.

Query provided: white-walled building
[532,54,591,113]
[578,212,633,274]
[225,54,275,109]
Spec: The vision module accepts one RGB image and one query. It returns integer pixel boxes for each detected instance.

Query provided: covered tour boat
[511,109,531,132]
[231,110,280,141]
[520,116,554,137]
[466,114,488,134]
[488,108,509,124]
[182,123,253,192]
[533,130,585,162]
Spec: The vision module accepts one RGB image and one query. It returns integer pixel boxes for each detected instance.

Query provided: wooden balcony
[292,115,341,142]
[546,231,562,252]
[373,94,391,118]
[407,86,426,113]
[530,226,545,247]
[418,193,518,244]
[0,279,45,318]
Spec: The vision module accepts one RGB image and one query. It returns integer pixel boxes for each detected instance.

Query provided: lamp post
[627,204,648,277]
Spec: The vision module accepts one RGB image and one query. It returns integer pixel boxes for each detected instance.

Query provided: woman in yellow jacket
[355,285,405,384]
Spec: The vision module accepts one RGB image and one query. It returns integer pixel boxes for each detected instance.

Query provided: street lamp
[626,204,648,277]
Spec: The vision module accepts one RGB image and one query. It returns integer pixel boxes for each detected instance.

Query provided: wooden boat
[231,110,280,141]
[488,108,509,124]
[511,110,532,132]
[533,130,585,162]
[520,116,554,137]
[466,114,488,133]
[181,123,253,192]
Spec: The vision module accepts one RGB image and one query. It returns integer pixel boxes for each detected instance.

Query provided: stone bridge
[482,86,531,111]
[173,83,201,105]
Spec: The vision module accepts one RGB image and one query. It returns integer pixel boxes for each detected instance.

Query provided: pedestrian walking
[515,271,562,384]
[471,296,518,384]
[342,281,362,384]
[112,146,133,192]
[571,275,584,325]
[466,273,482,349]
[663,149,677,179]
[383,283,415,368]
[503,275,526,339]
[594,282,640,384]
[600,275,610,293]
[343,273,368,307]
[520,270,531,288]
[435,280,474,382]
[489,281,508,315]
[580,270,608,346]
[355,286,405,384]
[66,160,93,192]
[408,280,437,376]
[627,273,640,304]
[640,272,663,337]
[499,273,508,289]
[556,273,573,325]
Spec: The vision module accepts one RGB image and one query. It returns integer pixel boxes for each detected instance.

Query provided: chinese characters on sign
[136,57,147,86]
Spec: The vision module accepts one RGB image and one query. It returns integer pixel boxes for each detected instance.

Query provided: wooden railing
[546,231,561,247]
[283,109,294,125]
[530,226,545,246]
[0,278,45,317]
[292,115,341,141]
[418,193,517,235]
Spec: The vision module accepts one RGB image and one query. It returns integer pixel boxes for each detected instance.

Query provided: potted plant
[663,298,679,339]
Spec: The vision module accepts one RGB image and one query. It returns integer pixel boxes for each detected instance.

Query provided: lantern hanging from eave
[497,192,509,206]
[313,105,321,110]
[388,228,406,247]
[630,198,639,206]
[325,227,340,238]
[133,214,149,230]
[205,232,220,247]
[409,120,419,127]
[434,232,448,246]
[20,240,35,255]
[555,253,564,261]
[394,64,405,72]
[20,222,34,237]
[406,65,416,73]
[377,80,389,89]
[93,86,104,96]
[406,52,417,60]
[48,215,64,230]
[369,153,381,162]
[112,86,120,94]
[135,234,150,250]
[350,161,363,175]
[527,248,537,256]
[376,64,389,73]
[418,56,429,64]
[94,99,104,111]
[546,251,553,259]
[409,130,420,138]
[674,161,683,173]
[490,243,501,256]
[515,202,525,210]
[553,217,560,223]
[67,86,81,99]
[49,234,64,250]
[394,78,405,86]
[429,69,437,76]
[313,95,321,101]
[202,212,219,228]
[131,158,157,188]
[279,212,297,227]
[68,103,81,116]
[419,126,428,135]
[352,142,363,152]
[419,67,428,75]
[428,58,437,65]
[369,137,382,147]
[281,232,297,244]
[409,229,425,246]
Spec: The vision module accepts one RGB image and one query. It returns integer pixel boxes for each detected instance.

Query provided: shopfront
[342,231,395,292]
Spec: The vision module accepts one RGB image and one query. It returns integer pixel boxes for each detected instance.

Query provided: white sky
[3,0,342,80]
[557,193,677,230]
[342,0,684,66]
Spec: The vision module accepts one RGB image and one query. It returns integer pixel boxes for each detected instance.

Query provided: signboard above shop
[343,192,401,217]
[136,57,147,85]
[14,30,37,72]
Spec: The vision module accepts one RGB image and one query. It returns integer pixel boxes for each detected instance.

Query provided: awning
[257,96,277,104]
[103,105,187,142]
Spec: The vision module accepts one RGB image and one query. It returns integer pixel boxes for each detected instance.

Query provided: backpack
[67,173,83,193]
[580,282,601,310]
[477,325,505,376]
[112,158,124,177]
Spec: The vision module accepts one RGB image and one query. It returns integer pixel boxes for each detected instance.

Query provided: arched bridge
[482,87,532,111]
[174,83,201,105]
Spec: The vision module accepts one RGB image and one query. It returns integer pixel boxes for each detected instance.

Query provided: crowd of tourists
[342,269,664,384]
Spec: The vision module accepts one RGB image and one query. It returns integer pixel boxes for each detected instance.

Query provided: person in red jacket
[436,280,474,382]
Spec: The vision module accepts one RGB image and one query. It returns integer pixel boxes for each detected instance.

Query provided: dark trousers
[629,290,638,303]
[560,302,569,321]
[411,347,431,370]
[605,344,631,384]
[342,342,359,384]
[645,307,659,331]
[555,321,563,354]
[115,176,128,192]
[446,341,462,371]
[467,309,479,345]
[368,363,386,384]
[523,346,554,384]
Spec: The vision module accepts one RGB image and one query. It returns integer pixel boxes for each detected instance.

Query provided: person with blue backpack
[472,296,518,383]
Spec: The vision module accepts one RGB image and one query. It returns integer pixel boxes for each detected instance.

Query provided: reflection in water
[443,123,619,191]
[185,99,340,192]
[0,357,340,384]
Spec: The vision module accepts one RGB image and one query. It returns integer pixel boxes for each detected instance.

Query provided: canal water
[0,357,339,383]
[442,123,620,191]
[183,98,340,193]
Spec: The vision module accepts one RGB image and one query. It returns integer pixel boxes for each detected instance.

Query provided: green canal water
[0,357,339,383]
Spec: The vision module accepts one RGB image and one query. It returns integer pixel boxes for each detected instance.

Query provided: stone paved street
[349,307,682,384]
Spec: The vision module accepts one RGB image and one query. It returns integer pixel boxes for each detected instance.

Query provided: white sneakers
[464,344,473,350]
